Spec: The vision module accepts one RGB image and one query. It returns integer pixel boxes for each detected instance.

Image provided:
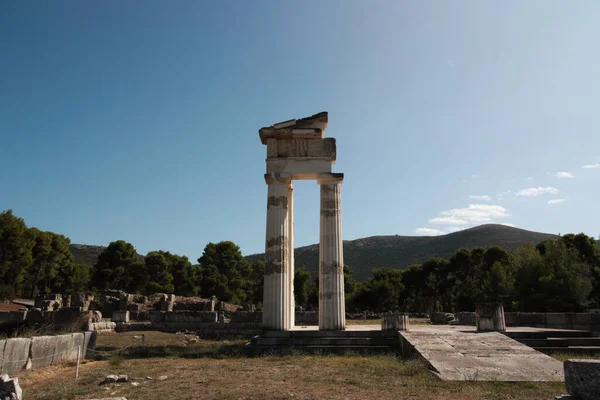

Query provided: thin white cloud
[548,198,567,205]
[582,163,600,169]
[497,190,512,201]
[552,172,574,178]
[472,174,480,179]
[447,60,456,68]
[415,228,445,236]
[429,216,469,225]
[500,223,516,227]
[437,204,510,224]
[445,227,465,233]
[469,195,491,201]
[516,186,559,197]
[526,177,534,181]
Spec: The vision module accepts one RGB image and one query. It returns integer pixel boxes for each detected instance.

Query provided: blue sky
[1,1,599,262]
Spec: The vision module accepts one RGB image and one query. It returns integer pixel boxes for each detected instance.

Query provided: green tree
[197,241,251,304]
[144,251,175,294]
[514,241,591,311]
[561,233,600,307]
[170,256,198,297]
[353,268,404,312]
[91,240,147,293]
[0,210,35,298]
[294,266,312,307]
[246,260,265,305]
[476,246,515,303]
[54,263,91,296]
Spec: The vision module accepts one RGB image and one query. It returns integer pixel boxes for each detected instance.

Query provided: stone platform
[400,325,565,381]
[246,325,402,355]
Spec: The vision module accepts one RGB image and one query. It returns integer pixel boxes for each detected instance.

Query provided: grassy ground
[16,330,592,400]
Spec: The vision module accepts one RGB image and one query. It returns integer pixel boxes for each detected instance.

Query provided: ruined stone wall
[0,331,96,374]
[504,312,600,332]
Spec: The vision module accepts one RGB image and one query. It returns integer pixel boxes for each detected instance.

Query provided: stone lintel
[259,112,328,144]
[317,173,344,185]
[264,173,292,185]
[259,128,323,145]
[266,138,336,160]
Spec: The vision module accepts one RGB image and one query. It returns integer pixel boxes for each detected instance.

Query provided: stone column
[318,174,345,330]
[288,181,295,328]
[262,173,292,330]
[475,302,506,332]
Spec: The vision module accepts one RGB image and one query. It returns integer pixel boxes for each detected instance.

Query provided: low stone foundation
[0,331,96,374]
[505,312,600,332]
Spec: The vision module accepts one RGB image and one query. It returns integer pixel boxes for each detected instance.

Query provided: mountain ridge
[245,224,558,281]
[70,224,560,281]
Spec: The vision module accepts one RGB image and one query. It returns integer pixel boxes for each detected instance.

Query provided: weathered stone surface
[84,331,96,359]
[1,338,30,374]
[564,359,600,400]
[430,312,453,325]
[0,311,27,326]
[52,333,82,364]
[0,374,22,400]
[25,308,44,323]
[401,325,564,381]
[382,312,409,331]
[30,336,56,370]
[476,303,506,332]
[457,312,477,326]
[112,311,130,323]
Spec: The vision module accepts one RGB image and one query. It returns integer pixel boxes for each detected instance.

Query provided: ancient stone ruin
[259,111,345,331]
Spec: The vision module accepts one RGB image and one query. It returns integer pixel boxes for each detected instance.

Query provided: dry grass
[14,331,571,400]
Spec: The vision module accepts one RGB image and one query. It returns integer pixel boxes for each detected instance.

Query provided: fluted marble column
[288,181,295,328]
[262,173,292,330]
[318,174,345,330]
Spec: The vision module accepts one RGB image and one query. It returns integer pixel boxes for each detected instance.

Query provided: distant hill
[70,244,107,266]
[245,224,558,281]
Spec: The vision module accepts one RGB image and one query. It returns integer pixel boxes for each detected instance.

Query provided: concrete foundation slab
[400,325,564,381]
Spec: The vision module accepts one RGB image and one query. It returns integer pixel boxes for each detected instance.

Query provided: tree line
[1,209,598,313]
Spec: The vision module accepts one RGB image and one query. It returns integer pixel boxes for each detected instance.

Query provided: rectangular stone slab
[30,335,57,370]
[1,338,31,374]
[400,325,564,381]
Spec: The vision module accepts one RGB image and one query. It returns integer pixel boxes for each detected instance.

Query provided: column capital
[264,173,292,185]
[317,172,343,185]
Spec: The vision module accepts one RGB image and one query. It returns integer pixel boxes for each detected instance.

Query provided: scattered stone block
[217,312,225,323]
[102,375,128,384]
[382,312,409,331]
[160,301,174,312]
[564,359,600,400]
[476,303,506,332]
[430,312,450,325]
[0,374,22,400]
[112,311,130,323]
[457,312,477,326]
[25,308,44,323]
